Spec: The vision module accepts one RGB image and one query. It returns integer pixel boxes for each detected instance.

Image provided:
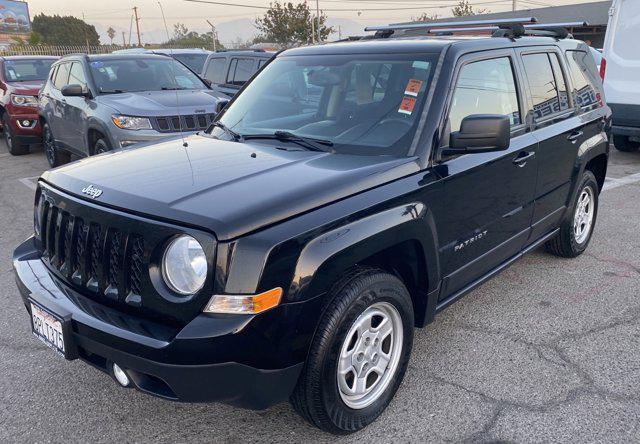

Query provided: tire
[545,170,599,258]
[613,135,640,153]
[93,137,110,155]
[3,113,29,155]
[43,122,70,168]
[290,267,414,434]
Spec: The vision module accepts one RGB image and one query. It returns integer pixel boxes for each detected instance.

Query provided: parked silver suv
[39,53,220,167]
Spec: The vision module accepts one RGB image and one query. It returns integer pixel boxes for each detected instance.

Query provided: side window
[448,57,521,134]
[53,63,70,90]
[522,53,570,120]
[204,58,226,84]
[565,50,599,108]
[49,65,58,82]
[226,58,254,86]
[68,62,87,89]
[548,53,570,112]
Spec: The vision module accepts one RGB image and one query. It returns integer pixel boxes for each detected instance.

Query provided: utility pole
[122,31,126,48]
[512,0,517,11]
[133,6,142,47]
[311,16,315,44]
[81,12,90,52]
[315,0,321,43]
[206,20,217,52]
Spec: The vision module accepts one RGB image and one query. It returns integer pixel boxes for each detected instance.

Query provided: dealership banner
[0,0,30,34]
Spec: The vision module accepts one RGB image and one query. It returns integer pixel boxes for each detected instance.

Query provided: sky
[25,0,606,45]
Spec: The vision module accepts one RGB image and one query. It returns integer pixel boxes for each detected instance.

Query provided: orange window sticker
[398,96,416,115]
[404,79,423,97]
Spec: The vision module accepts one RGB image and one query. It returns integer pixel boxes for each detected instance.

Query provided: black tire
[93,137,110,155]
[545,170,599,258]
[43,122,70,168]
[613,135,640,152]
[3,113,29,155]
[290,267,414,434]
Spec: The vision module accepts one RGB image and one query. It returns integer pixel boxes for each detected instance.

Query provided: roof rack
[364,17,537,33]
[427,21,588,39]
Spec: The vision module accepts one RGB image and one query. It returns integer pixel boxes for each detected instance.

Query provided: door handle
[567,130,584,143]
[513,151,535,167]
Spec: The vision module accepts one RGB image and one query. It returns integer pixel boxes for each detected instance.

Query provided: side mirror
[444,114,510,155]
[61,84,90,98]
[216,99,230,114]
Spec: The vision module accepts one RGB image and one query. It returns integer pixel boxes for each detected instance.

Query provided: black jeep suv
[14,20,610,434]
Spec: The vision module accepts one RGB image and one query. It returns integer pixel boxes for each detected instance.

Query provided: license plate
[30,302,66,357]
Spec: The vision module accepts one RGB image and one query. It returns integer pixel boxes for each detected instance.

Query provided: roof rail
[365,17,536,33]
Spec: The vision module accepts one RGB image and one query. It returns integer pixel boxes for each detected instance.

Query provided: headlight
[11,94,37,106]
[162,235,207,295]
[111,115,152,131]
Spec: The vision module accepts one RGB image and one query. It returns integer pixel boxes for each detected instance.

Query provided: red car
[0,56,57,155]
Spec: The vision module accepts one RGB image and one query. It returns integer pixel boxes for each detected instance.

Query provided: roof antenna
[158,1,188,148]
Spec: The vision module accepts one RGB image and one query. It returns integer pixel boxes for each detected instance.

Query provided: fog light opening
[112,363,131,387]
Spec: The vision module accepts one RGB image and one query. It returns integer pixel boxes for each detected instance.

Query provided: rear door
[219,57,255,96]
[517,48,581,240]
[435,50,539,300]
[48,61,70,146]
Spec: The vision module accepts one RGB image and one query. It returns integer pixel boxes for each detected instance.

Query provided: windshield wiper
[161,87,187,90]
[210,121,242,141]
[100,89,126,94]
[243,131,334,153]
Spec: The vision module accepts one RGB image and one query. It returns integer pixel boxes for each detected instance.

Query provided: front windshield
[3,59,55,82]
[215,53,438,156]
[89,57,208,94]
[171,53,208,73]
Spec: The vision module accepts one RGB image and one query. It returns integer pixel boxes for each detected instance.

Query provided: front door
[433,51,539,301]
[62,62,90,154]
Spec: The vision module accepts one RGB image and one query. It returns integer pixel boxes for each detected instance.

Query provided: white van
[603,0,640,152]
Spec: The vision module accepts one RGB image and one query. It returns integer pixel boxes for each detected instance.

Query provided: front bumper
[13,237,305,410]
[4,106,41,141]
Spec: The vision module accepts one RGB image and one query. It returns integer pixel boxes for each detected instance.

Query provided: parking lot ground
[1,141,640,442]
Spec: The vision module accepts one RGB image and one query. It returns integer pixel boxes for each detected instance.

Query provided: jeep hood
[11,80,45,95]
[41,134,419,240]
[95,90,220,116]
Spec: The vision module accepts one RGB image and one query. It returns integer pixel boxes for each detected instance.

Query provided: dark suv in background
[0,56,57,155]
[14,19,610,434]
[38,53,219,167]
[201,50,274,97]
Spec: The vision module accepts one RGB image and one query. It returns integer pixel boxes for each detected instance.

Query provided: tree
[255,2,332,46]
[28,31,41,45]
[164,23,224,50]
[107,27,116,45]
[413,12,438,22]
[451,0,486,17]
[32,14,100,45]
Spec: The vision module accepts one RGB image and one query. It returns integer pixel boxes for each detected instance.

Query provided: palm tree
[107,26,116,45]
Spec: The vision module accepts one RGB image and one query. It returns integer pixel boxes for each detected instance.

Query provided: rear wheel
[290,267,414,434]
[613,135,640,152]
[43,122,70,168]
[545,170,599,258]
[3,113,29,155]
[93,137,110,155]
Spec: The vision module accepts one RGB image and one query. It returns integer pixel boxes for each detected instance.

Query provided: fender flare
[85,118,115,152]
[287,202,441,322]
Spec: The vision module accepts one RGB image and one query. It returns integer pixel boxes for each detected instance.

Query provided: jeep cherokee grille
[35,183,216,326]
[152,113,216,133]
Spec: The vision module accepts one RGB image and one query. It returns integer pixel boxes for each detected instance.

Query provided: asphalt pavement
[1,141,639,443]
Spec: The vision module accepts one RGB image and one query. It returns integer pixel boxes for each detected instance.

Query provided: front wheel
[3,113,29,155]
[93,137,111,155]
[545,170,599,258]
[290,268,414,434]
[43,122,70,168]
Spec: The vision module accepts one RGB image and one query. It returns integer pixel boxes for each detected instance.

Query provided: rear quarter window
[564,50,601,110]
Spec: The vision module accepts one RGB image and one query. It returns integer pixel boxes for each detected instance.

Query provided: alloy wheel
[573,186,595,244]
[337,301,403,409]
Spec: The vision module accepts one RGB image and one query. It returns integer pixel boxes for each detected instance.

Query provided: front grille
[153,113,216,133]
[35,184,216,326]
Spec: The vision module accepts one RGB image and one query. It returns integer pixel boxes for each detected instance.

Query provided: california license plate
[30,302,66,357]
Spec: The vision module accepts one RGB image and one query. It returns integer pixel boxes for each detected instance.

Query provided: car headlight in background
[11,94,37,106]
[162,235,207,295]
[111,115,152,131]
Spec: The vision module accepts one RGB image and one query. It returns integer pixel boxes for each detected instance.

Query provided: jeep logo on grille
[81,184,103,199]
